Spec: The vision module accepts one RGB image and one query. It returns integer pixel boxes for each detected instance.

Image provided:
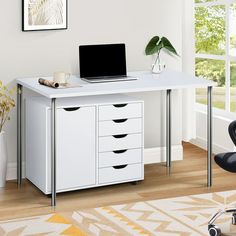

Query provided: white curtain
[182,0,196,141]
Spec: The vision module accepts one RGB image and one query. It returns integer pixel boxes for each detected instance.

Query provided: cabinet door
[56,106,96,191]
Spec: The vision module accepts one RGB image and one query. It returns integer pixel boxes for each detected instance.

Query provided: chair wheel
[232,213,236,225]
[208,224,221,236]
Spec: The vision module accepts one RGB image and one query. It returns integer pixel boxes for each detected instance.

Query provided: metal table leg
[207,86,213,187]
[17,84,22,187]
[166,89,171,168]
[51,98,56,206]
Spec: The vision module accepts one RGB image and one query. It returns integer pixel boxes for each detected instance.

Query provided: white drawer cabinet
[98,98,143,185]
[25,94,144,194]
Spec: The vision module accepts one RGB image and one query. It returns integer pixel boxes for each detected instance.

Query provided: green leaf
[145,36,160,55]
[161,37,179,56]
[155,41,164,54]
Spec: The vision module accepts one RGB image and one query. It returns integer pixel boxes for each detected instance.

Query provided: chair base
[208,224,221,236]
[208,208,236,236]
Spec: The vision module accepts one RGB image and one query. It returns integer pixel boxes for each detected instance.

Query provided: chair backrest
[229,120,236,146]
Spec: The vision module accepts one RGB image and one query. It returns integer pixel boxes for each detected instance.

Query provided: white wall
[0,0,183,177]
[192,107,235,154]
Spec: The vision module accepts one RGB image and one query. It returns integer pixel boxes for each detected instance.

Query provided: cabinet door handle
[113,165,128,169]
[113,104,127,108]
[64,107,80,111]
[113,149,128,154]
[112,119,128,123]
[113,134,128,139]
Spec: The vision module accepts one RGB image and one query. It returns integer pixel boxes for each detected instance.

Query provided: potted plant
[145,36,179,74]
[0,81,15,187]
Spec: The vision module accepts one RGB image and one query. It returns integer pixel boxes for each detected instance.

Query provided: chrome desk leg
[17,84,22,187]
[166,89,171,168]
[207,86,213,187]
[51,98,56,206]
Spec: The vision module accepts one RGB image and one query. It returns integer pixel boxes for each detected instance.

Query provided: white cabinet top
[29,94,144,109]
[16,70,215,99]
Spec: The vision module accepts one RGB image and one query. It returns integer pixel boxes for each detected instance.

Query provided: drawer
[99,163,142,184]
[99,133,142,152]
[99,149,142,168]
[99,118,142,136]
[99,103,142,121]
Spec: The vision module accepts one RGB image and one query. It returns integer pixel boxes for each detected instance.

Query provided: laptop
[79,44,137,83]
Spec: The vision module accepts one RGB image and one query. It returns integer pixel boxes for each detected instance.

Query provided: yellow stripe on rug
[62,225,86,236]
[47,213,71,224]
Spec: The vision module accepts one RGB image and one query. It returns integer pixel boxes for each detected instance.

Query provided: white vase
[152,62,166,74]
[0,132,7,188]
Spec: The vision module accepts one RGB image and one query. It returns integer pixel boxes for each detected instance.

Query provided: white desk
[16,69,215,206]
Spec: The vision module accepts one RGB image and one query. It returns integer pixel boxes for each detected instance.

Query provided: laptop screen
[79,44,127,79]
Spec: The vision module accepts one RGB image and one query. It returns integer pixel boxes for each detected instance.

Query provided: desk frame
[16,84,213,207]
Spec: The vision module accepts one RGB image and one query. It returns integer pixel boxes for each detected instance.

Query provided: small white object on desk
[53,71,71,84]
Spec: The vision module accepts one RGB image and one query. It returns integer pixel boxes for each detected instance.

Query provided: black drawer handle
[113,134,128,139]
[113,119,128,123]
[113,149,127,154]
[64,107,80,112]
[113,104,127,108]
[113,165,128,169]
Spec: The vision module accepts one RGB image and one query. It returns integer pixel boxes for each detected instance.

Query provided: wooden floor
[0,142,235,221]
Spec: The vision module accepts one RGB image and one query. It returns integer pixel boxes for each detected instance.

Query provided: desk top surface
[16,70,215,99]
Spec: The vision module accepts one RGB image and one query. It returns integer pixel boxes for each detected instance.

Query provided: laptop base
[81,76,137,83]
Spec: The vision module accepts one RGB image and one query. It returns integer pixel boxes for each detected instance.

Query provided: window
[195,0,236,113]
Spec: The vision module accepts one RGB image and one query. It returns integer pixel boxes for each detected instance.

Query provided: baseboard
[144,145,183,164]
[6,162,25,181]
[6,145,183,180]
[190,137,231,154]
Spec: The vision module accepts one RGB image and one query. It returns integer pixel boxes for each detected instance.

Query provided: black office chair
[208,120,236,236]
